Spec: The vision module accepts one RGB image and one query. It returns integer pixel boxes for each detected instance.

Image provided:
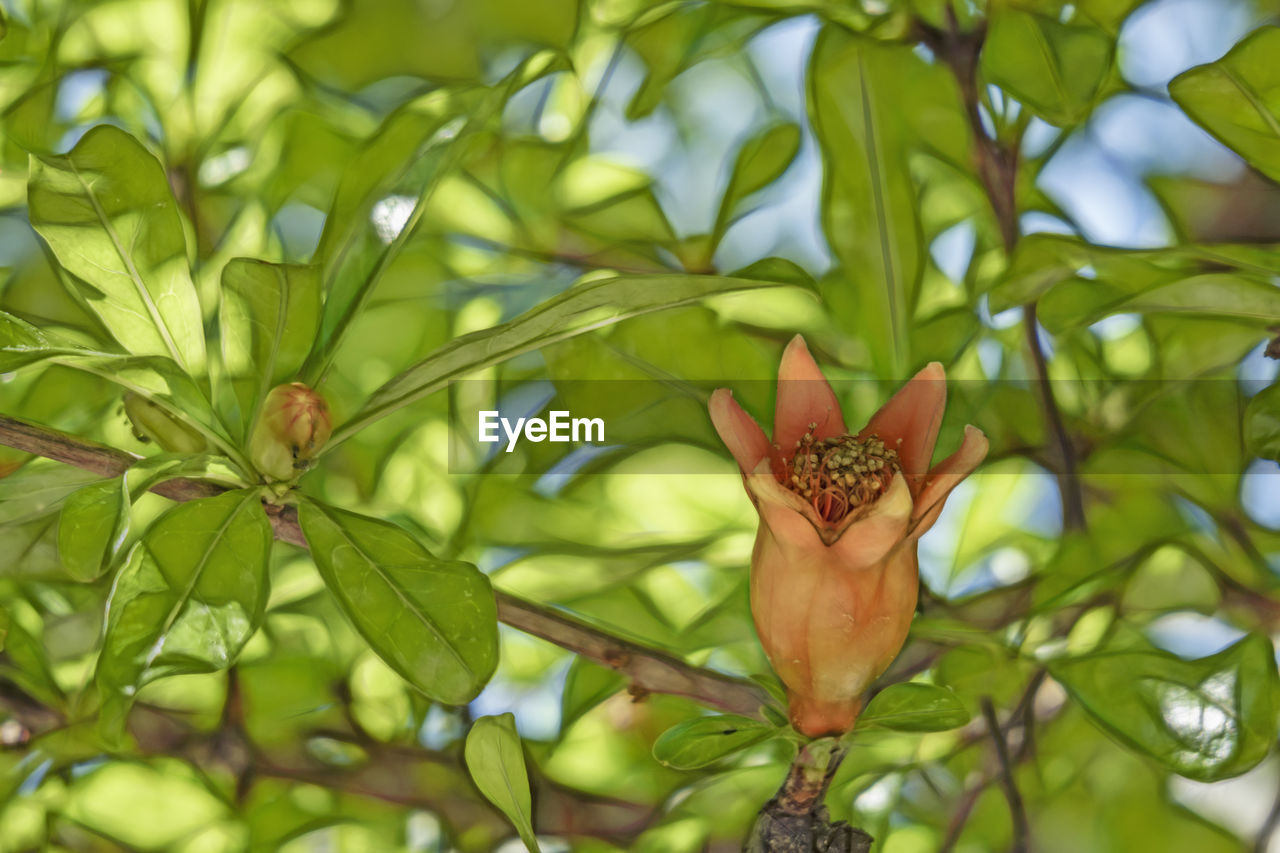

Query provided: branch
[918,17,1086,531]
[747,739,872,853]
[981,697,1030,853]
[0,413,768,717]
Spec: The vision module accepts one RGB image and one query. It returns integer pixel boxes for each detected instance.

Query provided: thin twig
[918,16,1086,532]
[982,697,1030,853]
[0,413,768,717]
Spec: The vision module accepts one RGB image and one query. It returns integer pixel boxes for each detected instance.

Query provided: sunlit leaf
[332,272,794,444]
[652,714,778,769]
[27,125,205,372]
[1171,26,1280,183]
[465,713,540,852]
[809,29,965,373]
[715,121,802,237]
[298,499,498,704]
[1049,633,1280,782]
[859,683,970,732]
[96,489,272,734]
[219,258,320,435]
[57,476,128,582]
[982,8,1113,126]
[561,657,625,732]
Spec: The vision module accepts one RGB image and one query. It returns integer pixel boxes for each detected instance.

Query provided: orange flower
[710,336,988,736]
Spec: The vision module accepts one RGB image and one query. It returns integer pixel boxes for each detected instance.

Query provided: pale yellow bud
[250,382,332,482]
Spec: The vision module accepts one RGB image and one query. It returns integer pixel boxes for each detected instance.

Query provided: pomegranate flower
[710,336,988,736]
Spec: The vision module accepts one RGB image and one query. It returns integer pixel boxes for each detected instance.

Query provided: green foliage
[298,499,499,705]
[858,683,970,732]
[96,489,272,737]
[465,713,541,852]
[1049,633,1280,782]
[27,126,206,373]
[0,0,1277,850]
[1171,26,1280,182]
[652,714,782,769]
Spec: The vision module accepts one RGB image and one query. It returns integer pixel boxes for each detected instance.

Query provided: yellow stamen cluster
[784,424,900,523]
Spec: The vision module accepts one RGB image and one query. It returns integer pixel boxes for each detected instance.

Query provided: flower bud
[250,382,332,482]
[123,392,207,454]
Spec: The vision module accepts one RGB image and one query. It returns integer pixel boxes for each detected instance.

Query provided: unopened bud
[250,382,332,482]
[123,392,207,454]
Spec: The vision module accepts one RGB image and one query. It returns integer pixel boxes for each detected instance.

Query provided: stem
[747,739,872,852]
[919,16,1086,531]
[0,414,768,717]
[982,697,1030,853]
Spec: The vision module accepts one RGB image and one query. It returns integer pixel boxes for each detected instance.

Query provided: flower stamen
[783,423,900,523]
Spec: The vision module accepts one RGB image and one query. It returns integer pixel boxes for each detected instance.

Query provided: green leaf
[219,258,321,433]
[464,714,540,853]
[560,658,625,732]
[297,499,498,704]
[715,121,801,238]
[57,477,129,582]
[0,310,66,372]
[27,125,205,372]
[981,8,1113,126]
[96,489,272,732]
[1170,27,1280,183]
[809,30,962,373]
[303,52,567,386]
[1049,633,1280,782]
[652,714,778,769]
[859,683,970,732]
[0,318,236,460]
[1245,382,1280,461]
[0,605,65,709]
[331,272,792,445]
[1039,272,1280,332]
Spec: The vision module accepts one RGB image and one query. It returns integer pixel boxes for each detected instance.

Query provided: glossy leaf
[809,30,965,373]
[1171,27,1280,182]
[465,713,540,853]
[1049,633,1280,782]
[57,477,128,582]
[332,272,792,444]
[219,259,321,434]
[0,310,71,372]
[1039,272,1280,332]
[27,125,205,372]
[715,121,802,238]
[96,489,272,730]
[297,499,498,704]
[981,8,1113,126]
[859,683,970,732]
[0,605,65,709]
[652,714,778,769]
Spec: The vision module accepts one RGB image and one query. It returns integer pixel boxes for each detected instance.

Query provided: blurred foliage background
[1,0,1279,850]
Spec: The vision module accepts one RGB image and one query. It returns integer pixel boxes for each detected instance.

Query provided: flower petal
[774,335,847,451]
[826,472,913,565]
[858,361,946,497]
[909,425,989,538]
[709,388,772,474]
